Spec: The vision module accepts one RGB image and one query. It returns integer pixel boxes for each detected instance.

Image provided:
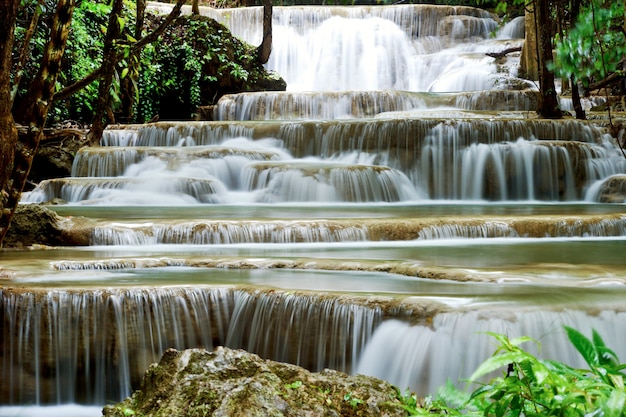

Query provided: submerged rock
[103,347,407,417]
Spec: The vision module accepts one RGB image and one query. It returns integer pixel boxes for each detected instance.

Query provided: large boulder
[103,347,408,417]
[4,204,91,247]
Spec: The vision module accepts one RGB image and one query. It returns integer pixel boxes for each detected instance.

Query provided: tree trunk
[0,0,20,236]
[88,0,124,145]
[570,0,585,119]
[520,1,538,80]
[1,0,75,245]
[535,0,562,118]
[256,0,272,64]
[192,0,200,15]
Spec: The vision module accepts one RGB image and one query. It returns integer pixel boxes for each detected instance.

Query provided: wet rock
[592,174,626,203]
[27,131,86,189]
[103,347,407,417]
[4,204,91,247]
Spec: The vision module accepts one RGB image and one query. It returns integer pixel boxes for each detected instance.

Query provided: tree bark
[256,0,272,64]
[0,0,20,229]
[535,0,562,118]
[486,46,522,59]
[520,1,538,80]
[584,67,626,92]
[569,0,585,119]
[1,0,75,245]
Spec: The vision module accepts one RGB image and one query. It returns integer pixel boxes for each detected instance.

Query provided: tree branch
[486,46,522,59]
[584,67,626,93]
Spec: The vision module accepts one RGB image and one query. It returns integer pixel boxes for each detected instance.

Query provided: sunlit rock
[102,347,407,417]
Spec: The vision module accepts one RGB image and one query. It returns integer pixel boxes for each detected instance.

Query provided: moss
[103,347,408,417]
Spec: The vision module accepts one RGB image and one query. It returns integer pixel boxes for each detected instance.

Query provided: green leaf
[565,326,599,367]
[469,351,529,382]
[593,329,620,366]
[603,389,626,417]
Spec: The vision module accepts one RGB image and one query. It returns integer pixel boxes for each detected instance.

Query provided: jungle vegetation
[399,326,626,416]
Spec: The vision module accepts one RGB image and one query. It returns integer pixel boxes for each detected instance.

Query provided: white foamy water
[0,405,102,417]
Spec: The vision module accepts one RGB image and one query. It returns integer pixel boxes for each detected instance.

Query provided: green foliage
[56,1,109,122]
[284,380,303,390]
[396,388,466,416]
[13,0,138,125]
[400,327,626,416]
[343,392,364,408]
[134,15,259,121]
[12,1,270,125]
[552,1,626,86]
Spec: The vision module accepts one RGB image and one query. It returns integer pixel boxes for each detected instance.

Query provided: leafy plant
[396,388,465,416]
[399,326,626,416]
[552,1,626,88]
[133,14,264,121]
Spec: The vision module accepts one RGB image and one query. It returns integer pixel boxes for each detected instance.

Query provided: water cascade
[3,2,626,415]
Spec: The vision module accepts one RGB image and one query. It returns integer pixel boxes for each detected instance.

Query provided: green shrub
[399,326,626,416]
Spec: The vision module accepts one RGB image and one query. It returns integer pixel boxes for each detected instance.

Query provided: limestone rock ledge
[4,204,91,247]
[592,174,626,203]
[103,347,407,417]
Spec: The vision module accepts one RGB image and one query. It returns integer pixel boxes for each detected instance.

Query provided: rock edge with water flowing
[102,346,408,417]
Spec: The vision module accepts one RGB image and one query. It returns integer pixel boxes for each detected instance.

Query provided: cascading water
[3,3,626,416]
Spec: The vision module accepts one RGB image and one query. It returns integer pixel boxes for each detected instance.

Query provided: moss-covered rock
[136,14,286,122]
[103,347,407,417]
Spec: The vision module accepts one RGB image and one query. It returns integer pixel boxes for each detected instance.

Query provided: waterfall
[0,287,393,405]
[1,287,233,404]
[7,3,626,415]
[25,118,618,204]
[358,309,626,396]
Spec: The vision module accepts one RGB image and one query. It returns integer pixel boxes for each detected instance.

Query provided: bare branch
[486,46,522,59]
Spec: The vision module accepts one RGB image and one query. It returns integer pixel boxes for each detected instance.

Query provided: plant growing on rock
[134,14,285,122]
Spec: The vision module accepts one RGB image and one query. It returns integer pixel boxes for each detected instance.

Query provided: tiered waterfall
[2,3,626,416]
